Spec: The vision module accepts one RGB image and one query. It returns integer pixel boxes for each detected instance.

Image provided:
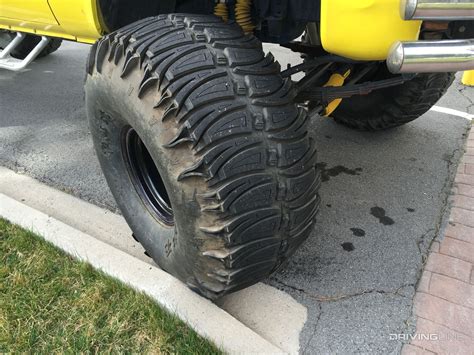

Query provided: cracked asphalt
[1,41,472,354]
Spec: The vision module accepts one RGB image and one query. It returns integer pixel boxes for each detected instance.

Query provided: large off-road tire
[0,31,62,59]
[85,14,320,299]
[331,72,455,131]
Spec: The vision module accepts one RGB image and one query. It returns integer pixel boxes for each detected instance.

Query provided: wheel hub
[121,127,174,226]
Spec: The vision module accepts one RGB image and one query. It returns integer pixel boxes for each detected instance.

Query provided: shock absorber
[235,0,255,34]
[214,0,229,22]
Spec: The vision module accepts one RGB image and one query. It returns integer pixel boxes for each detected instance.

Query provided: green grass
[0,218,221,354]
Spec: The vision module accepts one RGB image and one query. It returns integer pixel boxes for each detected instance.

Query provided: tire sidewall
[85,14,320,298]
[85,62,203,284]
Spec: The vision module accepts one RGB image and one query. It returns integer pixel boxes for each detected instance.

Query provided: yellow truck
[1,0,473,299]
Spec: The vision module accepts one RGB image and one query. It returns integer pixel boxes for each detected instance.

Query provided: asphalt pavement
[1,41,472,354]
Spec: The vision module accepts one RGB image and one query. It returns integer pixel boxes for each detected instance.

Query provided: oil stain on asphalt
[370,207,395,225]
[341,242,355,252]
[316,162,362,182]
[350,228,366,237]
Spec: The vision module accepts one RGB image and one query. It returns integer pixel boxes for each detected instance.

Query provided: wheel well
[98,0,214,32]
[97,0,320,43]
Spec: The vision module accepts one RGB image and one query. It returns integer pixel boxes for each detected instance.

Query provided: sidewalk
[404,125,474,354]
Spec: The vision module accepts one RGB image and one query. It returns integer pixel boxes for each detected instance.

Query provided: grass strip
[0,218,221,354]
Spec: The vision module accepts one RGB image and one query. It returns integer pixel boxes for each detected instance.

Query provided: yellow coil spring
[214,2,229,22]
[235,0,255,34]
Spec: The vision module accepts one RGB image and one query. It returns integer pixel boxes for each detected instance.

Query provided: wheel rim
[121,127,174,226]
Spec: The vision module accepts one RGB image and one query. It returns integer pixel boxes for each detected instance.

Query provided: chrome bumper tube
[387,39,474,73]
[402,0,474,21]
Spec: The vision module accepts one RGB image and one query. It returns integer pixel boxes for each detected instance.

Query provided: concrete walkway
[404,125,474,354]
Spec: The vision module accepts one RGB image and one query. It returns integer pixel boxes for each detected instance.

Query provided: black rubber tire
[331,72,455,131]
[85,14,320,299]
[0,31,62,59]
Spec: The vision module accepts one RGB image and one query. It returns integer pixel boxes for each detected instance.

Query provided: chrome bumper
[402,0,474,21]
[388,0,474,74]
[387,39,474,73]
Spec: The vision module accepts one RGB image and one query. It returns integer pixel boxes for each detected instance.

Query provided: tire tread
[88,14,320,298]
[332,72,455,131]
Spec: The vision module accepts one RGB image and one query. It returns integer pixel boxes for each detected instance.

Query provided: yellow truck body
[321,0,421,60]
[0,0,422,60]
[0,0,102,43]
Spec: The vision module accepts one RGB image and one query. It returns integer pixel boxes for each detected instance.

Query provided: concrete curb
[0,166,306,353]
[0,193,284,354]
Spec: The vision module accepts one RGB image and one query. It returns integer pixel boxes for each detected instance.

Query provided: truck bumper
[388,0,474,73]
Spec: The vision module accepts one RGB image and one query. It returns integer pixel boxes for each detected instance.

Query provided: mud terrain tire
[331,73,455,131]
[85,14,320,299]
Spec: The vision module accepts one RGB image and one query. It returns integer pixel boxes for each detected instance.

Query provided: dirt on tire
[85,14,321,299]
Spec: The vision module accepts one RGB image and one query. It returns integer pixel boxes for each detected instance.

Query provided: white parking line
[430,105,473,121]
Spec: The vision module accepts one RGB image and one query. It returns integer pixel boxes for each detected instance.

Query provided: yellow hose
[214,1,229,22]
[235,0,255,34]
